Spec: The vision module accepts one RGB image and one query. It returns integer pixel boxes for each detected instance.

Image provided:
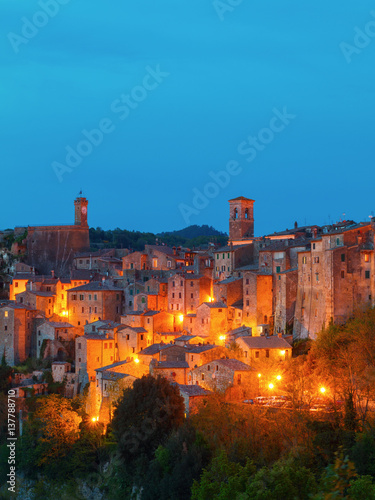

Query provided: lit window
[4,311,8,318]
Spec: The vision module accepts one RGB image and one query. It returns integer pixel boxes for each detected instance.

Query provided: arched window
[245,208,249,219]
[233,208,238,219]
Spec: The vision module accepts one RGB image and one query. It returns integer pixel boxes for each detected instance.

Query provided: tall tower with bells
[74,192,88,227]
[228,196,254,241]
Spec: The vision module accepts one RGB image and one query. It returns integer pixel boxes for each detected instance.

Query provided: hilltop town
[1,194,374,421]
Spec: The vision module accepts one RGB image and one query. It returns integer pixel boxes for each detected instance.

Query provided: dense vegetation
[2,309,375,499]
[89,225,228,251]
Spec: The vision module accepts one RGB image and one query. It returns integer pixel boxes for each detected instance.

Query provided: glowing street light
[134,358,140,364]
[257,373,261,378]
[91,417,98,422]
[276,375,281,381]
[219,335,226,341]
[280,350,285,356]
[179,314,184,322]
[269,383,274,390]
[320,387,326,394]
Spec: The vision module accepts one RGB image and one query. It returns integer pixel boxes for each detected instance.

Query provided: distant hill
[89,225,228,251]
[158,225,227,239]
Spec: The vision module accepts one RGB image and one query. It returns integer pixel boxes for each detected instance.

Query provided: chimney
[294,221,298,229]
[278,332,283,338]
[51,270,55,278]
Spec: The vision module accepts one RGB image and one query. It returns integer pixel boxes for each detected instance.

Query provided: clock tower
[74,195,88,227]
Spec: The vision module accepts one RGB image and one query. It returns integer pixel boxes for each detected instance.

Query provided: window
[246,278,249,285]
[227,253,230,258]
[314,257,319,264]
[191,355,194,361]
[176,304,179,310]
[276,266,281,273]
[152,258,158,268]
[4,311,8,318]
[365,254,370,263]
[237,374,241,385]
[341,254,345,262]
[180,281,183,286]
[191,293,194,299]
[255,351,259,358]
[15,282,18,288]
[89,307,92,313]
[201,373,205,380]
[336,238,341,246]
[147,318,150,324]
[130,263,134,269]
[341,271,345,278]
[218,309,222,313]
[172,293,175,298]
[313,243,315,249]
[265,349,270,358]
[207,365,210,371]
[167,261,171,268]
[365,271,370,279]
[179,293,181,299]
[141,297,146,303]
[104,343,108,349]
[190,281,194,287]
[79,294,84,301]
[222,254,225,259]
[216,254,219,260]
[94,294,97,301]
[4,326,7,331]
[316,273,319,282]
[116,294,120,300]
[140,334,144,341]
[302,256,307,264]
[126,334,130,340]
[81,307,84,313]
[246,300,249,306]
[78,358,81,362]
[72,294,77,301]
[172,281,175,287]
[244,351,248,358]
[94,307,97,313]
[130,289,133,296]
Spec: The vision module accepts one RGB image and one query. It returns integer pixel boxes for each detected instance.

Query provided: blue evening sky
[1,1,375,235]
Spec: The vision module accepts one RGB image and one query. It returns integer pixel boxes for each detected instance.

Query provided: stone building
[67,281,123,330]
[36,321,76,359]
[235,335,292,364]
[0,303,36,365]
[75,332,117,390]
[189,358,253,395]
[228,196,255,243]
[168,274,212,314]
[117,325,151,358]
[242,272,273,331]
[194,302,228,342]
[294,221,375,339]
[23,195,90,275]
[213,244,253,280]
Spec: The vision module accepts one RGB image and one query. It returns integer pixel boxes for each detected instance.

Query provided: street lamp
[276,375,281,381]
[269,383,274,390]
[320,387,326,394]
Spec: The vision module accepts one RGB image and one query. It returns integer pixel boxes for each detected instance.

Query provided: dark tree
[112,375,185,461]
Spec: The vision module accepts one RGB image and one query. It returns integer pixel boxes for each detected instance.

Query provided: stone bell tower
[74,194,88,227]
[229,197,254,241]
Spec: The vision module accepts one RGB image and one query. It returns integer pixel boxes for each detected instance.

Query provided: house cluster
[1,195,374,420]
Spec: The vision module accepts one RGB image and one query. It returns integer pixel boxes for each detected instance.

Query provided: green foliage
[89,225,227,251]
[0,359,12,392]
[112,375,185,461]
[191,449,255,500]
[348,475,375,500]
[242,457,317,500]
[141,424,211,500]
[313,452,356,499]
[351,431,375,477]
